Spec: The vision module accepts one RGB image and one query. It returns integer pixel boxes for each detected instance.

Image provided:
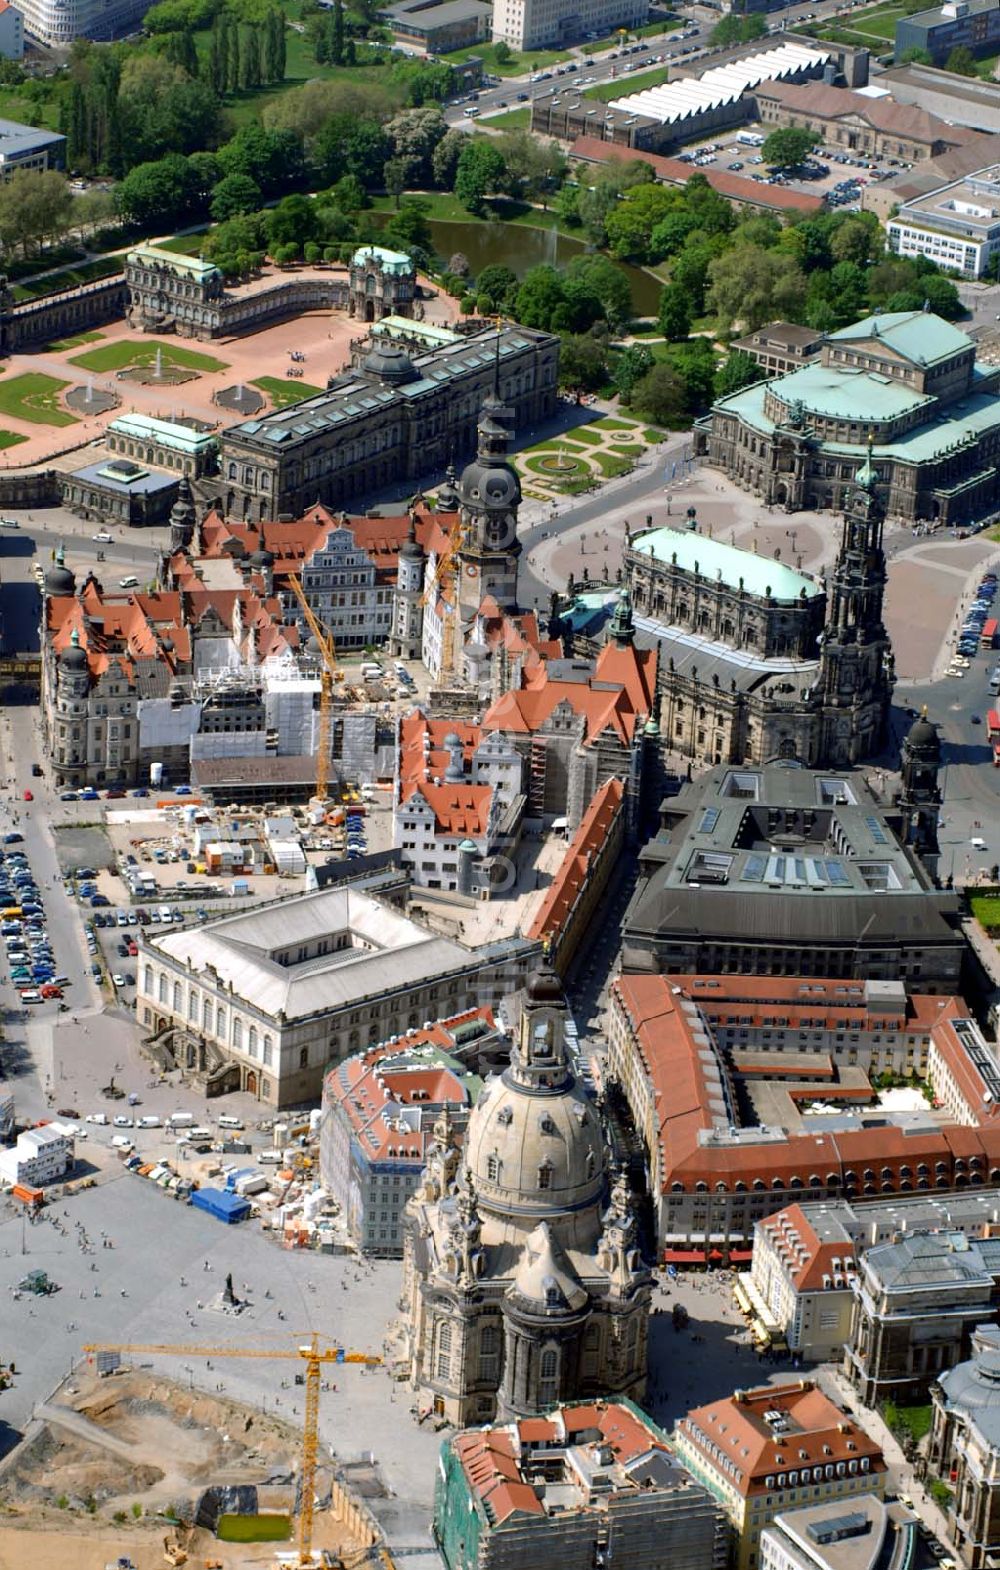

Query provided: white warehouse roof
[609,42,831,126]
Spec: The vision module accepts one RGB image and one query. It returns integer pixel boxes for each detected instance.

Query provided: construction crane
[82,1334,382,1569]
[288,574,341,805]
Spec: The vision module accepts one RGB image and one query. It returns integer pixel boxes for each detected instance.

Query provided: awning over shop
[732,1279,753,1315]
[728,1248,753,1263]
[663,1248,705,1264]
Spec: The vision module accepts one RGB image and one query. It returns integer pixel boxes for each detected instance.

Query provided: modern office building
[16,0,150,43]
[621,751,961,985]
[698,310,1000,526]
[888,163,1000,278]
[759,1497,902,1570]
[0,117,63,177]
[895,0,1000,66]
[434,1401,728,1570]
[673,1382,887,1570]
[0,4,24,61]
[492,0,647,51]
[385,0,491,53]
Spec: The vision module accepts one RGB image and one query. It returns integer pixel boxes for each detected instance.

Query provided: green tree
[267,192,319,249]
[210,171,262,220]
[493,39,513,64]
[453,138,505,214]
[715,349,764,399]
[513,264,565,329]
[431,127,466,189]
[385,106,447,186]
[944,44,977,74]
[558,334,609,392]
[565,253,631,332]
[239,26,263,90]
[658,282,691,341]
[332,0,345,63]
[158,29,199,76]
[760,127,820,169]
[475,262,518,311]
[383,156,410,206]
[219,123,305,194]
[605,181,674,261]
[383,195,432,253]
[614,343,654,403]
[115,153,200,228]
[706,244,807,330]
[900,44,933,63]
[630,362,688,426]
[830,213,882,266]
[666,338,716,411]
[671,238,717,317]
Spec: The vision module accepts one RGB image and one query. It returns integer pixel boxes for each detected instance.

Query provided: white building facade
[492,0,647,49]
[0,1125,74,1188]
[887,166,1000,279]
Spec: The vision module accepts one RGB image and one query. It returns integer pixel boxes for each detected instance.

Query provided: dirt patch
[53,823,115,874]
[0,1369,367,1566]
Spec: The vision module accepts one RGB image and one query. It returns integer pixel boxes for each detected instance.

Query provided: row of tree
[204,8,286,96]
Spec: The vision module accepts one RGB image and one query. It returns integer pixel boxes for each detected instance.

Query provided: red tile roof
[400,779,493,838]
[398,710,483,792]
[680,1382,884,1498]
[528,778,625,944]
[759,1204,858,1292]
[756,79,976,150]
[570,137,824,213]
[612,975,998,1196]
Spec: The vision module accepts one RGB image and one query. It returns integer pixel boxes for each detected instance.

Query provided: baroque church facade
[628,449,895,770]
[400,962,651,1426]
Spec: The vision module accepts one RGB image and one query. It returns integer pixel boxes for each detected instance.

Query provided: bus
[981,618,998,649]
[988,709,1000,765]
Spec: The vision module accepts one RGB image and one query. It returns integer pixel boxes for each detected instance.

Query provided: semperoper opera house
[696,309,1000,525]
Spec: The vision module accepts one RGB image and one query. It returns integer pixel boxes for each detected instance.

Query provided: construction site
[0,1355,388,1570]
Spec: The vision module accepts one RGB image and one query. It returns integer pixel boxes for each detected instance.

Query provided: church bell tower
[813,439,895,765]
[455,334,522,632]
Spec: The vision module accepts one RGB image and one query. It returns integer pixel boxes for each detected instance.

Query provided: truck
[982,618,998,650]
[988,708,1000,765]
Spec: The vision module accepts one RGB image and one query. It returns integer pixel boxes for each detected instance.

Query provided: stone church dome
[462,966,605,1244]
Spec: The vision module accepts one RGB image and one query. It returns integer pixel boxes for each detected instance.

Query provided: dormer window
[539,1114,556,1135]
[487,1154,501,1183]
[538,1161,553,1190]
[497,1106,513,1127]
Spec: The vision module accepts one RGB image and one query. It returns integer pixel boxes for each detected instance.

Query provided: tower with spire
[389,507,425,659]
[454,330,522,632]
[897,706,942,877]
[812,438,895,765]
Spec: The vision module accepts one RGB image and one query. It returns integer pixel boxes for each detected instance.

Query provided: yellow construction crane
[288,574,341,804]
[82,1334,382,1569]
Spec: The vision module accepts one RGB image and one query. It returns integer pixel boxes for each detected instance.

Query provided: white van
[217,1114,245,1130]
[167,1110,195,1128]
[189,1125,213,1141]
[111,1134,134,1150]
[138,1114,161,1128]
[259,1149,284,1165]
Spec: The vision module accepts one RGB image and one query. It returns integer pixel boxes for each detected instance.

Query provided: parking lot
[676,124,915,208]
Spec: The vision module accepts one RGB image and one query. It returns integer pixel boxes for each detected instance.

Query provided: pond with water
[375,213,663,318]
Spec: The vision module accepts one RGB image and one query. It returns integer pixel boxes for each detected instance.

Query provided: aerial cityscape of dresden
[4,0,1000,1564]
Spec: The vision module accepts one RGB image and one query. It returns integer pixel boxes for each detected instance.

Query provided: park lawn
[592,450,633,477]
[610,441,644,455]
[0,86,61,131]
[69,340,228,374]
[0,373,76,427]
[585,65,673,101]
[44,331,105,352]
[11,257,123,303]
[970,894,1000,929]
[216,1514,290,1544]
[582,18,682,50]
[0,430,27,450]
[253,375,325,407]
[155,232,210,256]
[565,425,603,445]
[443,41,574,75]
[594,416,639,431]
[481,107,531,130]
[643,426,667,441]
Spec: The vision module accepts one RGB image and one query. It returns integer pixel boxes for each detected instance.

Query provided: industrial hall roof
[756,79,976,150]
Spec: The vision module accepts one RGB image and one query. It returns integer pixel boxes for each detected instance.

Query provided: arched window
[487,1153,501,1183]
[172,981,182,1013]
[248,1025,258,1058]
[188,990,198,1021]
[158,973,167,1004]
[263,1035,273,1067]
[143,965,153,994]
[538,1162,552,1190]
[436,1320,452,1381]
[233,1018,243,1050]
[540,1349,557,1379]
[217,1006,226,1038]
[202,999,211,1031]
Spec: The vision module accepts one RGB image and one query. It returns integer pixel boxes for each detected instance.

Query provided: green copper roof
[352,244,413,277]
[831,310,973,367]
[716,370,1000,466]
[128,243,221,282]
[109,413,218,454]
[760,361,931,423]
[631,525,821,601]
